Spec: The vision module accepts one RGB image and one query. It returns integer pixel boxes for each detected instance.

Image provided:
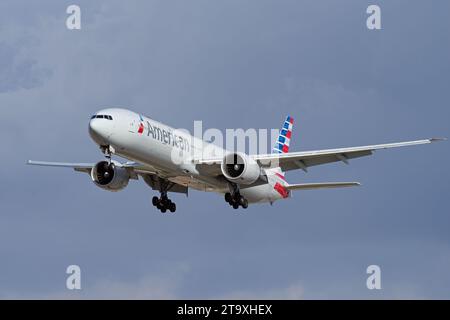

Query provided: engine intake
[221,153,261,185]
[91,161,130,192]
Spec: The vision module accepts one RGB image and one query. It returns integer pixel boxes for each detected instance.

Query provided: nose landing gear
[100,145,114,164]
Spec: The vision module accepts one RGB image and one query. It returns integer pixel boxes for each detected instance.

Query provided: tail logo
[273,116,294,154]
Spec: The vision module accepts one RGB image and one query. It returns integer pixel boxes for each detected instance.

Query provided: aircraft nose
[89,119,111,145]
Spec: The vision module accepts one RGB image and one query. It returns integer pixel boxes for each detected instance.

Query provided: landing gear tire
[226,183,249,210]
[225,190,249,209]
[161,198,169,207]
[152,194,176,213]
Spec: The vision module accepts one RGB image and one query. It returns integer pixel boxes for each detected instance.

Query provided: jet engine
[91,161,130,192]
[221,153,261,185]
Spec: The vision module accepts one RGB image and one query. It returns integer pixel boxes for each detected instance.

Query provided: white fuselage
[88,108,289,203]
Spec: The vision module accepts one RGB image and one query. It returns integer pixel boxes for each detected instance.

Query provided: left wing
[254,138,444,172]
[196,138,444,173]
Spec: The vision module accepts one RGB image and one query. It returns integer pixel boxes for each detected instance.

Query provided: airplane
[28,108,444,213]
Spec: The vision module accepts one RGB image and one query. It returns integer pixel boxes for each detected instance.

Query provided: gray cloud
[0,43,51,93]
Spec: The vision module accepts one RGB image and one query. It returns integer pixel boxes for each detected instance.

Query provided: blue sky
[0,0,449,298]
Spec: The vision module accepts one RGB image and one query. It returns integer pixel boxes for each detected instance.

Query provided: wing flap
[275,150,373,171]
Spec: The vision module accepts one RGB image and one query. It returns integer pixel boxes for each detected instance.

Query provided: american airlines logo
[137,115,145,135]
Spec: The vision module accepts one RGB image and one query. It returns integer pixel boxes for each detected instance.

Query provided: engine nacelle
[91,161,130,192]
[221,152,261,185]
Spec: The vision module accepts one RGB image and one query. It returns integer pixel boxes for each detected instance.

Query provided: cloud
[61,275,180,300]
[0,42,51,93]
[2,262,190,300]
[218,282,305,300]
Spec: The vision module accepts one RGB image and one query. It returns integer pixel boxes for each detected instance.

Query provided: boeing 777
[28,108,444,213]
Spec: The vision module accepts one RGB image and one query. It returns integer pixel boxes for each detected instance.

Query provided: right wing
[27,160,189,194]
[27,160,158,176]
[27,160,95,173]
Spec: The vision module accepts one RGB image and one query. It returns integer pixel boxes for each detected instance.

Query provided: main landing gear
[152,193,176,213]
[225,184,248,209]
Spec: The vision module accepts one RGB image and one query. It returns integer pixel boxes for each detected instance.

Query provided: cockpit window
[91,115,113,120]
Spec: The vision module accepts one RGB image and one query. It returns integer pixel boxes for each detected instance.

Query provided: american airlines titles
[144,121,190,152]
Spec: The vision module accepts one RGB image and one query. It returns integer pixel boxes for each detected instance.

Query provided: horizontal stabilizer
[286,182,361,191]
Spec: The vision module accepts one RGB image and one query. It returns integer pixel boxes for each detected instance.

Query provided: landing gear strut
[100,145,114,164]
[225,184,248,209]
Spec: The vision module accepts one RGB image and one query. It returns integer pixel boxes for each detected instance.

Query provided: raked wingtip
[430,137,447,142]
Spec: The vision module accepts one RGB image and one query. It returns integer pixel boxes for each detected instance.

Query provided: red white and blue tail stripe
[273,116,294,154]
[269,116,294,199]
